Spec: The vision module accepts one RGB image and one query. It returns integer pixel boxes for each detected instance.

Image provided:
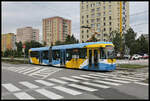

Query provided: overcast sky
[2,1,149,41]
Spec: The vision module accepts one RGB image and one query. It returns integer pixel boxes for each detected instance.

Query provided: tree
[124,28,137,56]
[64,35,79,44]
[24,40,43,57]
[15,41,23,57]
[55,40,64,46]
[111,31,122,54]
[137,35,149,54]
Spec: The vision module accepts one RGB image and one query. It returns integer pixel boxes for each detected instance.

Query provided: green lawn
[119,64,148,69]
[2,59,29,64]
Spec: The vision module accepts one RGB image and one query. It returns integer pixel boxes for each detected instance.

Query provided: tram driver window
[30,51,39,58]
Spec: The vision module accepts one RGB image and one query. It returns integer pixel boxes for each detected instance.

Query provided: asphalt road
[2,62,149,100]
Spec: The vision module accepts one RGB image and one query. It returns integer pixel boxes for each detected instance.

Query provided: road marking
[53,86,82,95]
[68,84,98,91]
[19,81,39,89]
[35,80,54,86]
[23,68,41,74]
[14,92,35,99]
[88,74,108,78]
[35,89,63,99]
[120,76,145,80]
[96,73,116,77]
[82,82,110,89]
[18,68,35,73]
[71,76,90,80]
[93,80,122,86]
[60,77,80,82]
[2,83,21,92]
[104,78,130,83]
[80,75,99,79]
[48,78,68,84]
[134,82,149,86]
[13,67,27,72]
[110,77,139,82]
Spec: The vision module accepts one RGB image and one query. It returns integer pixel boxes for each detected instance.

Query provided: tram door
[88,49,98,68]
[60,50,66,66]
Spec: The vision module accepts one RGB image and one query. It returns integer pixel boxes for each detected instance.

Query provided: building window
[97,18,100,22]
[96,2,100,6]
[103,6,105,10]
[91,14,95,18]
[87,20,89,23]
[91,9,95,12]
[103,12,105,16]
[82,30,84,33]
[87,30,89,33]
[97,28,100,32]
[109,16,111,20]
[91,24,95,28]
[86,5,88,9]
[97,7,100,11]
[97,24,100,28]
[87,15,88,18]
[103,17,106,21]
[91,19,95,23]
[109,22,112,26]
[87,35,89,38]
[82,35,84,38]
[104,22,106,26]
[110,28,112,31]
[103,28,106,31]
[82,16,84,19]
[97,13,101,17]
[109,10,112,15]
[109,5,111,9]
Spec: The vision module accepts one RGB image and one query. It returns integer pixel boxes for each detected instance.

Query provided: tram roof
[52,41,113,50]
[30,41,113,51]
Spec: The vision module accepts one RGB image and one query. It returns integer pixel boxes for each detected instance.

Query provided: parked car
[131,54,142,60]
[142,54,149,59]
[123,55,131,59]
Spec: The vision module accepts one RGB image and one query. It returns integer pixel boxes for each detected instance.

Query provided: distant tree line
[2,34,79,58]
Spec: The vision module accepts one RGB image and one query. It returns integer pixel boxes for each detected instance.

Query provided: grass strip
[119,64,148,69]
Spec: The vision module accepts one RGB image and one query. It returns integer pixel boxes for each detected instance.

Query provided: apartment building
[1,33,16,52]
[16,27,39,43]
[43,16,71,46]
[80,1,129,42]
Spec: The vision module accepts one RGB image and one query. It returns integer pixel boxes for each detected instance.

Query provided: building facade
[43,16,71,46]
[80,1,129,42]
[16,27,39,43]
[1,33,16,52]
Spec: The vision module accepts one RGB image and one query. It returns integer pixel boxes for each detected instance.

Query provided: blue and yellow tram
[29,41,116,71]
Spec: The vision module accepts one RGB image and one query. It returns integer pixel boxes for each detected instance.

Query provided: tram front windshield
[105,45,115,59]
[100,45,115,59]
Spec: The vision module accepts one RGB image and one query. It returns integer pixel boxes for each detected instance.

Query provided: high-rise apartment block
[80,1,129,42]
[43,16,71,46]
[16,27,39,43]
[1,33,16,52]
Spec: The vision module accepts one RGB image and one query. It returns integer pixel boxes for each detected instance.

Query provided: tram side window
[79,48,87,59]
[53,50,60,60]
[66,49,72,61]
[100,48,106,59]
[42,51,48,59]
[30,51,39,58]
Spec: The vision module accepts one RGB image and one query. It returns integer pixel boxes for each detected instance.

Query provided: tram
[29,41,116,71]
